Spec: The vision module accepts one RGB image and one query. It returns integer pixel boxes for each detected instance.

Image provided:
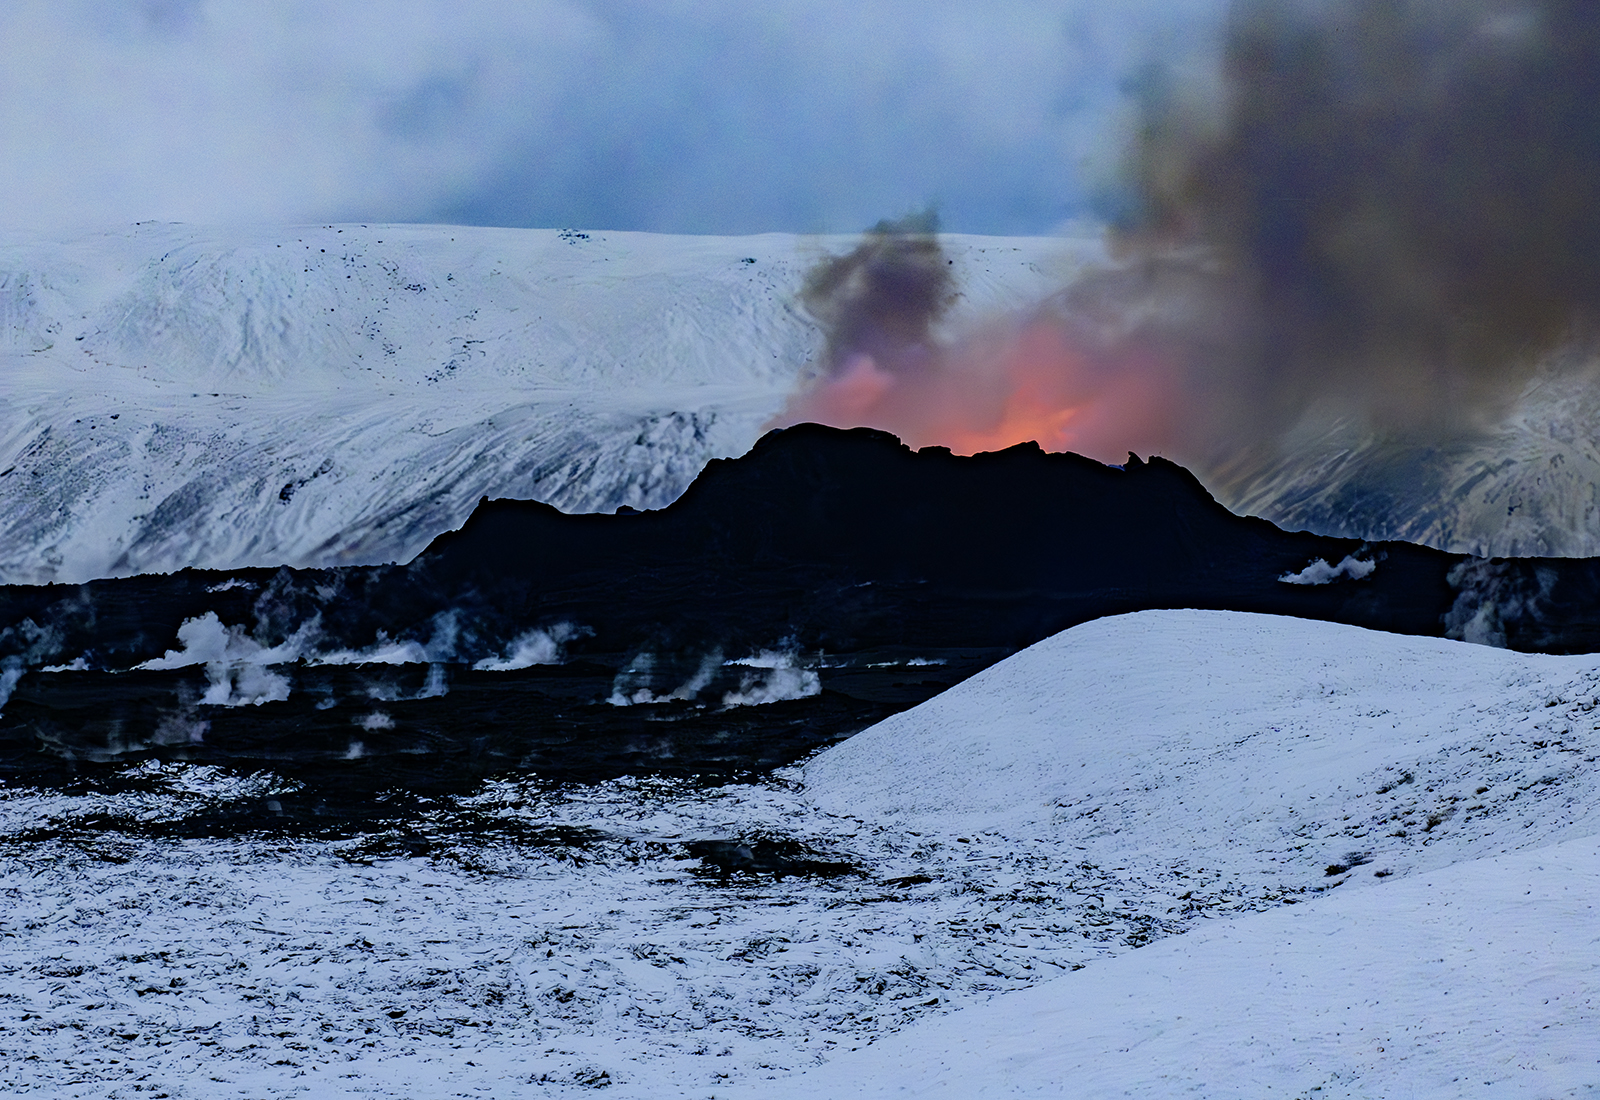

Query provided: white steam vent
[136,611,304,707]
[1278,554,1377,586]
[474,623,590,671]
[722,648,822,707]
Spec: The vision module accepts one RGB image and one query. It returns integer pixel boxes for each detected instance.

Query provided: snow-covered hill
[0,223,1084,584]
[764,608,1600,1097]
[738,837,1599,1098]
[2,610,1594,1096]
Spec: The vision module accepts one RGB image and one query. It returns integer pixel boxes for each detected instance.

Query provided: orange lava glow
[770,316,1181,463]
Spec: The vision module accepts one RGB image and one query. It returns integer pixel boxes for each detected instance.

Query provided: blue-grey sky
[0,0,1224,236]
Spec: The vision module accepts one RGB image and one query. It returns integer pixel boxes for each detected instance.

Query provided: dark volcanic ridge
[2,423,1596,804]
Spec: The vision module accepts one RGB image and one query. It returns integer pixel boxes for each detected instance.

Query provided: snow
[3,609,1596,1096]
[732,837,1600,1099]
[760,609,1600,1097]
[0,223,1081,584]
[14,217,1600,586]
[803,608,1595,858]
[1208,355,1600,559]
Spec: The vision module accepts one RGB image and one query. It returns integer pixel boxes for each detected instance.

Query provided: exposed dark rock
[685,838,859,879]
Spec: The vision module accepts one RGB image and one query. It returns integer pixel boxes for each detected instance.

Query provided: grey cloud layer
[0,0,1223,234]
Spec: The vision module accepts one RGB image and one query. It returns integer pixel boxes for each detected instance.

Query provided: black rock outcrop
[411,423,1458,651]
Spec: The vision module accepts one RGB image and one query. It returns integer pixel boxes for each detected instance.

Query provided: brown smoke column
[1129,0,1600,437]
[776,1,1600,465]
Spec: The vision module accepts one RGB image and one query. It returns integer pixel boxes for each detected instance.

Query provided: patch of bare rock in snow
[0,609,1597,1097]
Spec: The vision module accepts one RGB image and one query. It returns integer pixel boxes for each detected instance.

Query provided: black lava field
[4,424,1599,821]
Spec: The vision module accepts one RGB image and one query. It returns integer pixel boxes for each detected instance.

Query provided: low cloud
[0,0,1224,235]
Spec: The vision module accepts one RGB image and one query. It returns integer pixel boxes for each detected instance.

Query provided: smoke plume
[770,214,1185,461]
[778,1,1600,466]
[801,211,955,379]
[1126,0,1600,435]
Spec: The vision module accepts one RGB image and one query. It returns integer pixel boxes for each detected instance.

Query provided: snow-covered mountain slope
[1208,359,1600,560]
[0,223,1085,584]
[11,218,1600,576]
[3,610,1596,1097]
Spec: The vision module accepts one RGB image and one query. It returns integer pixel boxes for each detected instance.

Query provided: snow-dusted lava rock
[2,610,1596,1097]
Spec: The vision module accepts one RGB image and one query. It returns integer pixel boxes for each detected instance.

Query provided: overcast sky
[0,0,1224,237]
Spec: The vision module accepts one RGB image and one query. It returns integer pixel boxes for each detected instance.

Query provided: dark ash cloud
[770,1,1600,473]
[1122,0,1600,435]
[798,211,954,375]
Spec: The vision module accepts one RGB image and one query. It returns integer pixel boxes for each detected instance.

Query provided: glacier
[1207,356,1600,561]
[10,219,1600,580]
[0,222,1080,585]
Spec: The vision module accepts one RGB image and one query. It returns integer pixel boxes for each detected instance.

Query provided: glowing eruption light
[773,313,1180,462]
[768,215,1185,463]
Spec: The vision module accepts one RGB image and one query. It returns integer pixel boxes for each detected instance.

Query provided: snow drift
[764,608,1600,1098]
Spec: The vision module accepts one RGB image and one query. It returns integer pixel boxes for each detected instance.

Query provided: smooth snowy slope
[737,837,1599,1099]
[803,608,1599,873]
[3,610,1597,1097]
[757,609,1600,1098]
[0,223,1087,584]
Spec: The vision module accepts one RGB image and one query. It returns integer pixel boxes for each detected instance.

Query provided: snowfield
[14,218,1600,594]
[737,836,1600,1099]
[2,610,1596,1097]
[1211,357,1600,561]
[0,223,1082,584]
[11,218,1600,581]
